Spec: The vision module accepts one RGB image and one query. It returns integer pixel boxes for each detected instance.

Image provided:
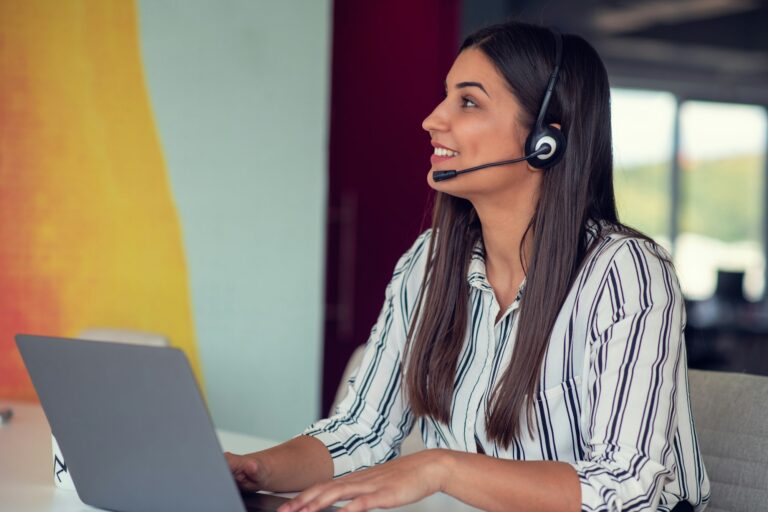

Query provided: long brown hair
[404,21,639,447]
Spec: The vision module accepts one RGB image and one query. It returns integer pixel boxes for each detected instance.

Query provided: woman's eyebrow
[444,80,491,98]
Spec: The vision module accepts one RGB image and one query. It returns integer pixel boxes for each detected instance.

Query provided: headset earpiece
[523,29,567,170]
[524,124,566,169]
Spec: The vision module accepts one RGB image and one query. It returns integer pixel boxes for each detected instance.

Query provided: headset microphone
[432,30,567,183]
[432,146,550,182]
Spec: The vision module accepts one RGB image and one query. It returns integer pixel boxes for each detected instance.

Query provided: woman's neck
[471,187,538,289]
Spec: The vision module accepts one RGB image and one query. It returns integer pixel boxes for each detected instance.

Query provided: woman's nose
[422,103,447,133]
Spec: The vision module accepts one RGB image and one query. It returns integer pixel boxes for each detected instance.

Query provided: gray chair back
[689,369,768,512]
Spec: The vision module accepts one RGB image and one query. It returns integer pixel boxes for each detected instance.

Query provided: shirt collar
[466,238,527,300]
[466,220,603,298]
[467,238,493,292]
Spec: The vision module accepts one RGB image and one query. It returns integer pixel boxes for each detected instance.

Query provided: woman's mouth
[430,146,459,166]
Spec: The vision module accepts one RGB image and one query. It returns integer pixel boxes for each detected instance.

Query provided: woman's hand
[276,449,452,512]
[224,436,334,494]
[225,451,269,492]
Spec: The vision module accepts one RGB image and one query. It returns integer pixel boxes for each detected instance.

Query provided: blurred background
[0,0,766,440]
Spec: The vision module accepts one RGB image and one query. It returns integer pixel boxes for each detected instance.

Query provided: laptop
[16,334,337,512]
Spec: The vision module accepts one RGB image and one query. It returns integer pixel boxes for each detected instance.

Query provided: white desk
[0,402,478,511]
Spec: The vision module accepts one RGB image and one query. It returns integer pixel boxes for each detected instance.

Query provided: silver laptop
[16,334,336,512]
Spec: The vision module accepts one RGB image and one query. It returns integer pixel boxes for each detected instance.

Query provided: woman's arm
[229,231,434,494]
[442,452,580,512]
[225,435,333,492]
[275,448,580,512]
[300,230,432,477]
[570,239,687,511]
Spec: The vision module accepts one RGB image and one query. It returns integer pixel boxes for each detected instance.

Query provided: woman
[227,21,710,512]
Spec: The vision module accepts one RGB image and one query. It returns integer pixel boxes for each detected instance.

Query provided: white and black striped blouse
[305,227,710,512]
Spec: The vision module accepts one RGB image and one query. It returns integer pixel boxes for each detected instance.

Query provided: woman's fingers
[299,482,364,512]
[341,491,394,512]
[277,482,324,512]
[278,481,351,512]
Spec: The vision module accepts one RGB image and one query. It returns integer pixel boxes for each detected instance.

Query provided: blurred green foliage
[614,154,764,242]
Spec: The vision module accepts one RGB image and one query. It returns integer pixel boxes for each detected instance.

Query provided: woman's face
[422,48,537,199]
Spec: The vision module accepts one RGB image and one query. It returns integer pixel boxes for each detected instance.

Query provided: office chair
[688,369,768,511]
[714,270,748,304]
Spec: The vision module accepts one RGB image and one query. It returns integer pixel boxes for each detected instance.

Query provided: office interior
[0,0,767,444]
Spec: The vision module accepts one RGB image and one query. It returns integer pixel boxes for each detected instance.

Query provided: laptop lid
[16,334,246,512]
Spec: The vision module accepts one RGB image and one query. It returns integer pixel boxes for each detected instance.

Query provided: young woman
[226,21,710,512]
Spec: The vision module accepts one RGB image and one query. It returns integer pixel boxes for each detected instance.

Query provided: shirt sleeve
[572,238,686,512]
[302,230,432,477]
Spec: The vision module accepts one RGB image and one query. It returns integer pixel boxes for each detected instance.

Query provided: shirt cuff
[301,426,364,478]
[569,461,623,512]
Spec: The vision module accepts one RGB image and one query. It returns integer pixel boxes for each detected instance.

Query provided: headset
[432,30,567,182]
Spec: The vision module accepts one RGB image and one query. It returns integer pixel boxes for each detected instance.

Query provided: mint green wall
[138,0,331,440]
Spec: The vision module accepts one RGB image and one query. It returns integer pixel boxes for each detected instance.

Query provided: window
[612,90,767,301]
[677,101,767,300]
[611,89,676,247]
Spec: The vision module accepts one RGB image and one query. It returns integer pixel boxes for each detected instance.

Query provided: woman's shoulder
[380,229,433,309]
[584,222,674,277]
[391,228,433,277]
[577,224,685,336]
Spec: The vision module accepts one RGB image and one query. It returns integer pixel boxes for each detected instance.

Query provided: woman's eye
[441,90,477,108]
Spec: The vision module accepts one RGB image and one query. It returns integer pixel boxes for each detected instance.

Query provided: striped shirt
[305,227,710,511]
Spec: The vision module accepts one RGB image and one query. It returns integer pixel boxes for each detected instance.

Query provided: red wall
[322,0,460,413]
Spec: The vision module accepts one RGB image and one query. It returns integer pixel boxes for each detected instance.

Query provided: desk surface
[0,401,478,511]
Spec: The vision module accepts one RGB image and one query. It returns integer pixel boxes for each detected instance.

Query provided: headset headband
[534,30,563,132]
